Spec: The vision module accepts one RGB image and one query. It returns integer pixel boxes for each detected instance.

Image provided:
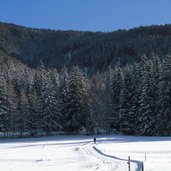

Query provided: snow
[0,135,171,171]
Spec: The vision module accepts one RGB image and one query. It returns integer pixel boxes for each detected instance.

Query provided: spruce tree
[157,55,171,135]
[0,74,9,136]
[28,89,42,136]
[8,81,20,135]
[104,66,114,130]
[17,88,30,137]
[88,73,106,134]
[59,66,69,128]
[111,67,123,129]
[138,60,154,135]
[128,63,141,134]
[119,66,135,134]
[40,71,62,133]
[65,66,88,132]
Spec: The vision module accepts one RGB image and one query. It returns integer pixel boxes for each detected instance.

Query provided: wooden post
[142,161,144,171]
[145,153,146,161]
[127,156,130,171]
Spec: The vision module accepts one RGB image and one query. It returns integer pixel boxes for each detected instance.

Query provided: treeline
[1,52,171,137]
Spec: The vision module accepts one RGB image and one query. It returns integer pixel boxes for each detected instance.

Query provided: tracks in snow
[78,141,141,171]
[79,142,119,171]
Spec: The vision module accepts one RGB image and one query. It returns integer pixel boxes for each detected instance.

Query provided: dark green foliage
[64,66,88,132]
[138,61,154,135]
[119,66,137,134]
[111,68,123,128]
[0,74,9,133]
[157,55,171,135]
[1,23,171,73]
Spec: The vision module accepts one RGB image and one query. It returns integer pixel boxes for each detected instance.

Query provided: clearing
[0,135,171,171]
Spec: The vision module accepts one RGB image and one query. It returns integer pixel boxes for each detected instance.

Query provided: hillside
[1,22,171,71]
[1,23,171,137]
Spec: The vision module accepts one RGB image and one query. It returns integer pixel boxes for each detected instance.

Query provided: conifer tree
[104,66,114,130]
[128,63,141,134]
[28,89,42,135]
[40,71,61,133]
[17,88,30,137]
[119,66,135,134]
[150,54,162,134]
[88,73,106,133]
[111,67,123,129]
[157,55,171,135]
[138,60,155,135]
[65,66,88,132]
[8,81,19,135]
[59,66,69,127]
[0,74,9,135]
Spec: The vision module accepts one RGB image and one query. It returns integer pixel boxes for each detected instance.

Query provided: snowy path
[79,139,141,171]
[79,142,119,171]
[0,135,171,171]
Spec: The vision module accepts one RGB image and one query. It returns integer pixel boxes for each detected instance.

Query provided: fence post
[127,156,130,171]
[142,161,144,171]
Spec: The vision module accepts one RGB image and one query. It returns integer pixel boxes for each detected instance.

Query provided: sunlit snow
[0,135,171,171]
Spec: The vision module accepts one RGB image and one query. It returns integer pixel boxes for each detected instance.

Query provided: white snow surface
[0,135,171,171]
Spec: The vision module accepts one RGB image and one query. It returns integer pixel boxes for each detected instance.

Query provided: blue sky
[0,0,171,32]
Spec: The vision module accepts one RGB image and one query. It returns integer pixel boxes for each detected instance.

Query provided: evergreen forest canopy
[1,22,171,71]
[1,23,171,137]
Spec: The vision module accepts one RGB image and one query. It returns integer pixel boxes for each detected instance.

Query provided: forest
[1,23,171,137]
[1,22,171,72]
[0,50,171,137]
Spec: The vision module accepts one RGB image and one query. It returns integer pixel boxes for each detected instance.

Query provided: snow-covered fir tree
[128,63,142,134]
[0,74,9,135]
[150,54,162,134]
[88,73,106,133]
[17,88,30,137]
[119,66,137,134]
[65,66,88,132]
[157,55,171,135]
[7,81,20,135]
[111,67,123,129]
[138,60,155,135]
[40,70,62,133]
[59,66,69,127]
[104,66,115,130]
[28,89,42,135]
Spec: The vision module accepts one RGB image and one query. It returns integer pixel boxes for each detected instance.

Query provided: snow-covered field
[1,135,171,171]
